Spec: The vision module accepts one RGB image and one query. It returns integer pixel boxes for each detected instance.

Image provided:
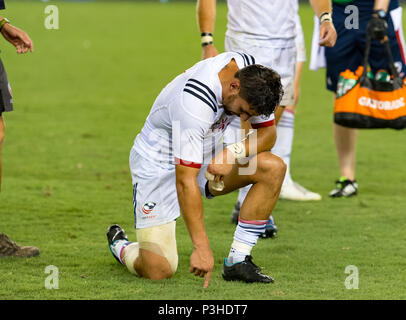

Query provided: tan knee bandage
[134,220,178,274]
[136,220,178,273]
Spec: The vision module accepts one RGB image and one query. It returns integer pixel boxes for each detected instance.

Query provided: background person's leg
[328,123,359,198]
[279,60,304,182]
[0,115,4,192]
[334,123,357,181]
[275,61,322,201]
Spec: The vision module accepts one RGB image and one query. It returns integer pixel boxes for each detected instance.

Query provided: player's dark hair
[235,64,283,117]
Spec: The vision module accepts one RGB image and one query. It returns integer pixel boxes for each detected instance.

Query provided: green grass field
[0,1,406,300]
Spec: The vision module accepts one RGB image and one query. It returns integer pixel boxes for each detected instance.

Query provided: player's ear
[230,79,240,94]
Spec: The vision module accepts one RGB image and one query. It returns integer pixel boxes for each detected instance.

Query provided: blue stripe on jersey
[184,89,217,113]
[242,52,255,65]
[185,83,217,111]
[236,52,248,67]
[247,53,255,65]
[236,52,255,67]
[133,183,138,228]
[184,79,218,112]
[188,79,217,103]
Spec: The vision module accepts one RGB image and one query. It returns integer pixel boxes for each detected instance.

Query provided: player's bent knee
[253,153,287,188]
[133,221,178,280]
[137,249,176,280]
[256,152,287,177]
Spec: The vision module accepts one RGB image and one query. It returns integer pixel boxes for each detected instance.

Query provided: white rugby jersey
[132,52,275,169]
[226,0,298,42]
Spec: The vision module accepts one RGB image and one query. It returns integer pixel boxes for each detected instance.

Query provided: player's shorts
[295,14,307,63]
[129,148,212,229]
[0,58,13,116]
[224,31,296,144]
[325,4,406,93]
[225,30,296,107]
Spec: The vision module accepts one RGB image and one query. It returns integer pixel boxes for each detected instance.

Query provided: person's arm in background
[367,0,390,40]
[197,0,218,59]
[309,0,337,47]
[0,17,33,54]
[373,0,390,12]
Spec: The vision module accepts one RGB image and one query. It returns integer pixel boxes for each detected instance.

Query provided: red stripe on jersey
[395,30,406,64]
[251,119,275,129]
[174,157,202,169]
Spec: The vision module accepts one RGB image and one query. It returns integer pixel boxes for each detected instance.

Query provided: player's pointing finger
[203,270,212,288]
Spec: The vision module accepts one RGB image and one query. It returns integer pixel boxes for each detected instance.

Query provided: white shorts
[130,148,211,229]
[295,14,307,63]
[224,32,296,144]
[225,31,296,107]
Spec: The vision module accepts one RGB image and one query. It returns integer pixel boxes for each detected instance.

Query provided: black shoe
[231,201,241,225]
[222,255,274,283]
[329,177,358,198]
[106,224,128,263]
[260,216,278,239]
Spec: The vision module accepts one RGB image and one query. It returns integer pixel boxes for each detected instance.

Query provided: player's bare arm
[207,124,276,179]
[197,0,218,59]
[0,17,33,54]
[0,16,33,192]
[373,0,390,11]
[367,0,390,41]
[309,0,337,47]
[0,115,4,191]
[175,164,214,286]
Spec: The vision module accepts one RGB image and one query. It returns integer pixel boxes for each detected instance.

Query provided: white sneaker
[279,179,322,201]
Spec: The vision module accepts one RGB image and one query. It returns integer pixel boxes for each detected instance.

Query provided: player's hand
[367,16,388,41]
[190,245,214,288]
[319,21,337,47]
[205,170,225,191]
[1,23,34,54]
[202,44,219,60]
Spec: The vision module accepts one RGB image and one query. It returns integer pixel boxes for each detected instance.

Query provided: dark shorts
[0,58,13,116]
[325,2,406,93]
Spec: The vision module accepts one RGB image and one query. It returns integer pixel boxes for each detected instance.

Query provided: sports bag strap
[361,35,372,80]
[382,37,400,79]
[361,34,401,80]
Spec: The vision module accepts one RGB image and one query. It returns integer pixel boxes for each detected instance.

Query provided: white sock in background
[237,184,251,205]
[272,110,295,185]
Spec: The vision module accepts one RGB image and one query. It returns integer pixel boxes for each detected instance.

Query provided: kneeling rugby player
[107,52,285,286]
